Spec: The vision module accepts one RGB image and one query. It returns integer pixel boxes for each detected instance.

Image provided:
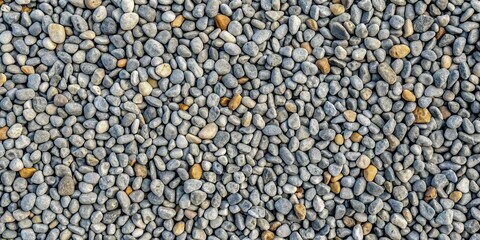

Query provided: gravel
[1,0,480,239]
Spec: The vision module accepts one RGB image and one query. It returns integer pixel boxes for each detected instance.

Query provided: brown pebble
[316,58,330,74]
[334,134,344,145]
[19,168,36,178]
[85,0,102,9]
[362,222,372,235]
[331,173,343,183]
[323,171,332,184]
[330,181,341,194]
[360,88,372,100]
[364,165,377,182]
[424,186,437,201]
[330,4,345,15]
[350,132,363,143]
[295,187,304,199]
[117,59,127,68]
[294,204,307,220]
[402,89,416,102]
[228,93,242,111]
[343,110,357,122]
[238,77,249,85]
[220,97,230,107]
[306,19,318,30]
[439,106,451,119]
[134,164,148,178]
[435,27,446,39]
[301,42,312,54]
[402,209,413,223]
[171,15,185,28]
[21,66,34,75]
[269,222,281,231]
[189,163,203,179]
[389,44,411,58]
[147,78,158,88]
[413,107,431,124]
[343,216,356,228]
[215,14,231,30]
[125,186,133,195]
[261,230,275,240]
[179,103,189,111]
[0,126,7,140]
[449,191,462,202]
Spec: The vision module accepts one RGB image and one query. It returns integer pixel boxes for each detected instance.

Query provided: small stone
[117,59,127,68]
[389,44,411,58]
[21,66,34,75]
[0,73,6,87]
[402,89,416,102]
[171,15,185,28]
[58,176,75,196]
[330,4,345,15]
[85,0,102,9]
[189,163,203,179]
[294,204,306,220]
[120,13,139,30]
[378,63,397,84]
[215,14,231,30]
[316,58,330,74]
[343,110,357,122]
[156,63,172,77]
[173,222,185,236]
[261,230,275,240]
[220,97,230,107]
[403,19,414,37]
[198,123,218,140]
[334,134,344,145]
[179,103,189,111]
[413,107,431,123]
[330,182,341,194]
[306,19,318,30]
[350,132,362,143]
[125,186,133,195]
[364,165,377,182]
[424,187,437,201]
[138,82,153,96]
[228,93,242,111]
[19,168,36,178]
[0,127,7,140]
[134,164,148,177]
[48,24,66,44]
[356,155,371,169]
[449,191,462,202]
[362,222,372,235]
[7,124,23,139]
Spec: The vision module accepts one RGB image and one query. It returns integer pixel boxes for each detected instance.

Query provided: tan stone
[343,110,357,122]
[334,134,344,145]
[350,132,362,143]
[343,216,355,228]
[85,0,102,9]
[171,15,185,28]
[261,230,275,240]
[186,133,202,144]
[179,103,189,111]
[362,222,372,235]
[439,106,451,119]
[238,77,249,85]
[402,209,413,223]
[360,88,372,100]
[173,221,185,236]
[364,165,377,182]
[295,187,304,199]
[332,174,344,184]
[117,59,127,68]
[215,14,231,30]
[402,89,416,102]
[449,191,462,202]
[155,63,172,78]
[228,93,242,111]
[285,101,297,112]
[21,5,32,13]
[189,163,203,179]
[198,123,218,140]
[48,23,66,44]
[356,155,371,169]
[19,168,36,178]
[330,4,345,15]
[306,19,318,30]
[330,182,341,194]
[0,73,6,87]
[269,222,281,231]
[0,126,7,140]
[316,58,330,74]
[441,55,452,69]
[435,27,446,40]
[220,97,230,107]
[21,66,34,75]
[138,82,153,96]
[125,186,133,195]
[294,204,307,220]
[389,44,411,58]
[424,187,437,201]
[323,171,332,184]
[134,164,148,178]
[403,19,414,37]
[147,78,158,88]
[301,42,312,54]
[413,107,431,124]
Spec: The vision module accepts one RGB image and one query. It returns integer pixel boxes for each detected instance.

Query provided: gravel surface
[1,0,480,239]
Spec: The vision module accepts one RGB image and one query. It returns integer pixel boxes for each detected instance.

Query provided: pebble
[198,123,218,140]
[389,44,411,58]
[47,24,65,43]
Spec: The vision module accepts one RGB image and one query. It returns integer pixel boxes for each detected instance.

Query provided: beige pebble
[198,123,218,140]
[48,23,66,43]
[155,63,172,78]
[138,82,153,96]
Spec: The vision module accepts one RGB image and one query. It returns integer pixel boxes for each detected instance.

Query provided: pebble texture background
[0,0,480,239]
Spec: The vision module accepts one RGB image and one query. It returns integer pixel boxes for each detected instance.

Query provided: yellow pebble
[330,181,341,194]
[389,44,411,58]
[125,186,133,195]
[334,134,344,145]
[364,165,377,182]
[343,110,357,122]
[402,89,416,102]
[449,191,462,203]
[19,168,36,178]
[350,132,363,143]
[171,15,185,28]
[316,58,330,74]
[331,173,343,183]
[215,14,231,30]
[330,4,345,15]
[189,163,203,179]
[228,93,242,111]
